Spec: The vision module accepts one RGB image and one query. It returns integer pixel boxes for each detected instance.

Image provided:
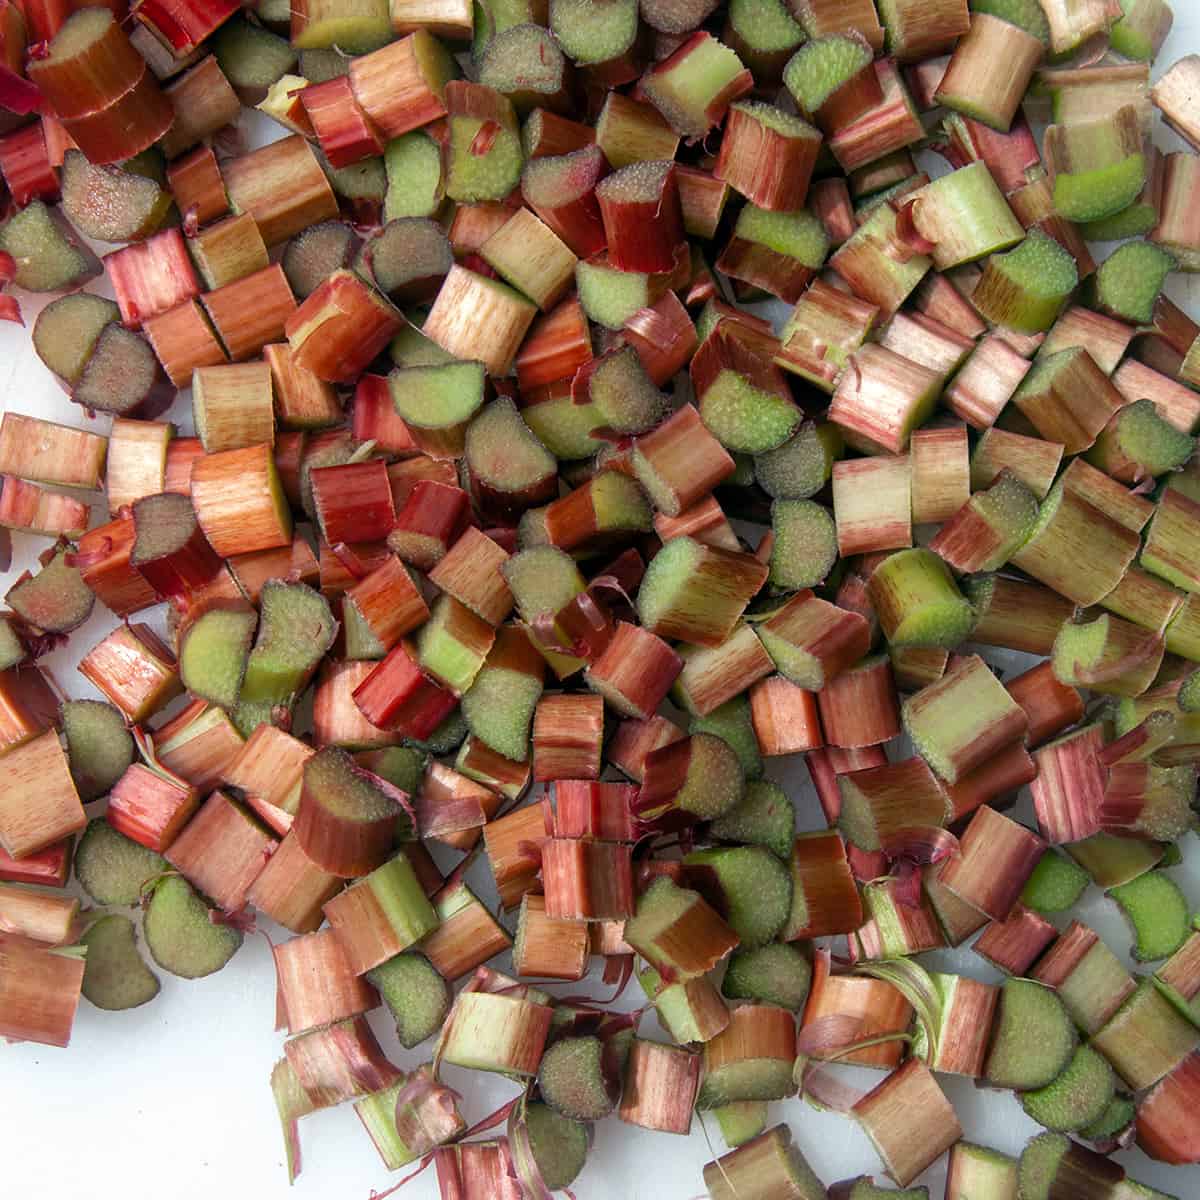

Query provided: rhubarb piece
[190,443,292,559]
[464,398,556,523]
[624,874,738,979]
[830,203,931,318]
[696,1002,795,1108]
[722,942,810,1011]
[1022,850,1090,916]
[816,655,901,749]
[60,150,170,244]
[782,32,879,130]
[439,987,552,1075]
[935,13,1042,132]
[1088,400,1193,488]
[75,819,167,907]
[754,423,842,501]
[1017,1133,1126,1200]
[240,581,336,709]
[853,1061,961,1188]
[1090,241,1175,327]
[177,607,256,712]
[364,952,449,1048]
[971,231,1078,335]
[0,200,99,294]
[281,221,359,300]
[637,536,766,648]
[61,700,133,803]
[944,1142,1019,1200]
[72,324,167,419]
[903,655,1027,784]
[1094,977,1200,1092]
[640,32,751,138]
[442,81,523,203]
[31,294,120,387]
[717,203,827,305]
[985,979,1076,1091]
[7,547,93,635]
[683,845,791,948]
[765,500,835,590]
[581,346,669,437]
[632,403,735,518]
[837,756,948,852]
[1046,107,1146,225]
[754,590,870,692]
[519,1103,588,1191]
[777,284,878,393]
[80,914,160,1011]
[1022,1045,1117,1134]
[1110,871,1190,963]
[1010,481,1139,607]
[143,874,241,978]
[548,0,639,73]
[690,694,761,782]
[866,547,973,649]
[703,1125,826,1200]
[537,1035,619,1121]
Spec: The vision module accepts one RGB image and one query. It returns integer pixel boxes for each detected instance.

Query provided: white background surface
[5,14,1200,1200]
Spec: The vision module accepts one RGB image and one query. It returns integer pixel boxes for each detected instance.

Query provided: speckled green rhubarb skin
[783,34,873,113]
[1020,1045,1115,1133]
[1093,241,1176,324]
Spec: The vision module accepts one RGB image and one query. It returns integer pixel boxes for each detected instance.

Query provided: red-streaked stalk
[78,623,181,723]
[0,931,85,1047]
[817,655,900,749]
[785,830,863,939]
[532,692,604,781]
[153,701,244,795]
[608,714,685,782]
[1030,723,1106,844]
[830,456,912,556]
[800,969,911,1070]
[748,676,822,756]
[618,1038,702,1134]
[482,802,548,910]
[106,762,197,854]
[274,928,377,1036]
[542,837,634,920]
[352,641,458,741]
[937,805,1044,921]
[0,840,73,889]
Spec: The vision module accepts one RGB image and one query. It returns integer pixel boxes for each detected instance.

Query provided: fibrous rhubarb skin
[829,202,931,318]
[866,548,974,650]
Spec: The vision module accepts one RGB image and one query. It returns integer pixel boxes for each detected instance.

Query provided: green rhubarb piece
[290,0,388,50]
[361,745,425,799]
[651,732,746,822]
[1091,241,1176,324]
[1092,977,1200,1091]
[588,346,670,435]
[75,818,167,907]
[728,0,804,59]
[722,941,811,1010]
[699,367,801,455]
[834,1180,929,1200]
[690,695,763,782]
[446,107,523,203]
[624,875,729,978]
[179,606,258,711]
[60,150,171,244]
[384,132,445,221]
[641,33,749,138]
[1088,398,1194,479]
[416,594,491,695]
[870,547,975,648]
[212,15,297,94]
[548,0,638,65]
[521,391,605,459]
[735,204,828,268]
[537,1035,618,1120]
[754,423,842,500]
[389,319,455,368]
[465,398,554,516]
[32,293,120,385]
[389,360,486,431]
[970,0,1049,40]
[7,546,93,633]
[0,616,24,671]
[143,874,242,979]
[523,1103,588,1192]
[297,48,349,81]
[1018,1133,1121,1200]
[944,469,1039,571]
[478,25,567,113]
[1110,0,1173,60]
[1021,850,1090,915]
[697,1027,796,1108]
[783,33,873,116]
[769,499,837,590]
[984,978,1076,1090]
[321,150,387,207]
[462,654,542,763]
[0,200,97,292]
[502,544,585,623]
[575,256,654,330]
[1079,1093,1136,1143]
[240,581,336,705]
[80,914,160,1011]
[708,780,794,861]
[475,0,543,58]
[911,162,1026,269]
[682,845,793,949]
[638,964,725,1042]
[62,700,133,803]
[1079,200,1160,242]
[1021,1044,1116,1132]
[345,852,439,949]
[1109,870,1191,962]
[1052,131,1147,224]
[973,231,1079,334]
[367,952,450,1047]
[713,1100,769,1148]
[583,468,653,535]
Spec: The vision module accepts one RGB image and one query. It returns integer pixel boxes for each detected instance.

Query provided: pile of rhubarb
[4,0,1200,1193]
